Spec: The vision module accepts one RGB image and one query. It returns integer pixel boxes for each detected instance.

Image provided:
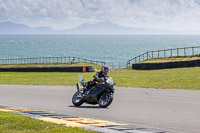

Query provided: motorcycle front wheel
[72,91,84,106]
[98,92,113,108]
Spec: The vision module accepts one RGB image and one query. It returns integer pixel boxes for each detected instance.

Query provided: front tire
[72,92,84,106]
[98,92,113,108]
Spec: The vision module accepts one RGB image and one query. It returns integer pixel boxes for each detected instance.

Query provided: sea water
[1,35,200,65]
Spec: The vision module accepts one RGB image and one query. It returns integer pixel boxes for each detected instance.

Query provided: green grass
[111,67,200,90]
[0,63,102,71]
[0,111,95,133]
[141,54,200,63]
[0,66,200,90]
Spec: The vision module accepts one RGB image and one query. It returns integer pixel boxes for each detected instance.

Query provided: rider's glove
[100,77,104,82]
[81,81,86,86]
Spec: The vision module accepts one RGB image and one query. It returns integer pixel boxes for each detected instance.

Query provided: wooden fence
[126,46,200,67]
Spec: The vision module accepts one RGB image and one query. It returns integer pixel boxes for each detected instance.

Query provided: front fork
[76,83,86,98]
[76,83,81,92]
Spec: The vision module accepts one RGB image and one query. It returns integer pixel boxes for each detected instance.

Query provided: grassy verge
[0,111,95,133]
[111,67,200,90]
[0,66,200,90]
[0,63,102,71]
[141,54,200,63]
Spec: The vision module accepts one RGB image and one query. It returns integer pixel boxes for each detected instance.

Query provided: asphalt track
[0,85,200,133]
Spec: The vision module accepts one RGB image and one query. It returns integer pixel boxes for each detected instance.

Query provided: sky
[1,0,200,31]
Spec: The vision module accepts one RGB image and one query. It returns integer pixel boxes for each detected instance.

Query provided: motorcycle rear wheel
[72,91,84,106]
[98,92,113,108]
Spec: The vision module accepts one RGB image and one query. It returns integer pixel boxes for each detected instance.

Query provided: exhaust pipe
[76,83,80,92]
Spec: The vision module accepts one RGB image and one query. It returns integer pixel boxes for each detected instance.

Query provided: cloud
[0,0,200,30]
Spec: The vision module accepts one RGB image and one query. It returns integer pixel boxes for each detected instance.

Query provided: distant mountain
[0,21,192,35]
[0,21,55,34]
[59,21,176,35]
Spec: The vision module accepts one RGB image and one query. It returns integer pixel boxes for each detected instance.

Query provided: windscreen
[106,77,114,85]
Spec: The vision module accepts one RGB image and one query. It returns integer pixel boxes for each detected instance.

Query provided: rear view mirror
[79,75,83,81]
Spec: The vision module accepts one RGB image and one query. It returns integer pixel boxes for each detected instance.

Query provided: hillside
[0,21,176,35]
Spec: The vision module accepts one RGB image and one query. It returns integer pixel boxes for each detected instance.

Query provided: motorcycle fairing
[85,84,106,103]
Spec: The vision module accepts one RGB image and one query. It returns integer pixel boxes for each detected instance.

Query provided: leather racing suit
[86,71,106,90]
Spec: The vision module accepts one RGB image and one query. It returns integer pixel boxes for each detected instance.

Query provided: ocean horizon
[1,35,200,67]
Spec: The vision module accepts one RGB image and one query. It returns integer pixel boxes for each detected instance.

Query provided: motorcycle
[72,75,115,108]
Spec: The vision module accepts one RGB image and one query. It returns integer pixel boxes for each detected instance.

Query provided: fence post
[164,50,166,57]
[152,51,153,58]
[139,56,141,62]
[184,47,186,56]
[177,49,179,56]
[64,57,66,63]
[143,54,144,61]
[192,47,194,55]
[170,49,172,57]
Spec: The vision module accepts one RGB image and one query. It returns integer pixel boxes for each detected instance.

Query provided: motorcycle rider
[83,65,109,90]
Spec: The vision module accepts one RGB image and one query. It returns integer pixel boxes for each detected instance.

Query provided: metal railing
[104,62,126,69]
[0,56,106,66]
[126,46,200,68]
[0,56,127,69]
